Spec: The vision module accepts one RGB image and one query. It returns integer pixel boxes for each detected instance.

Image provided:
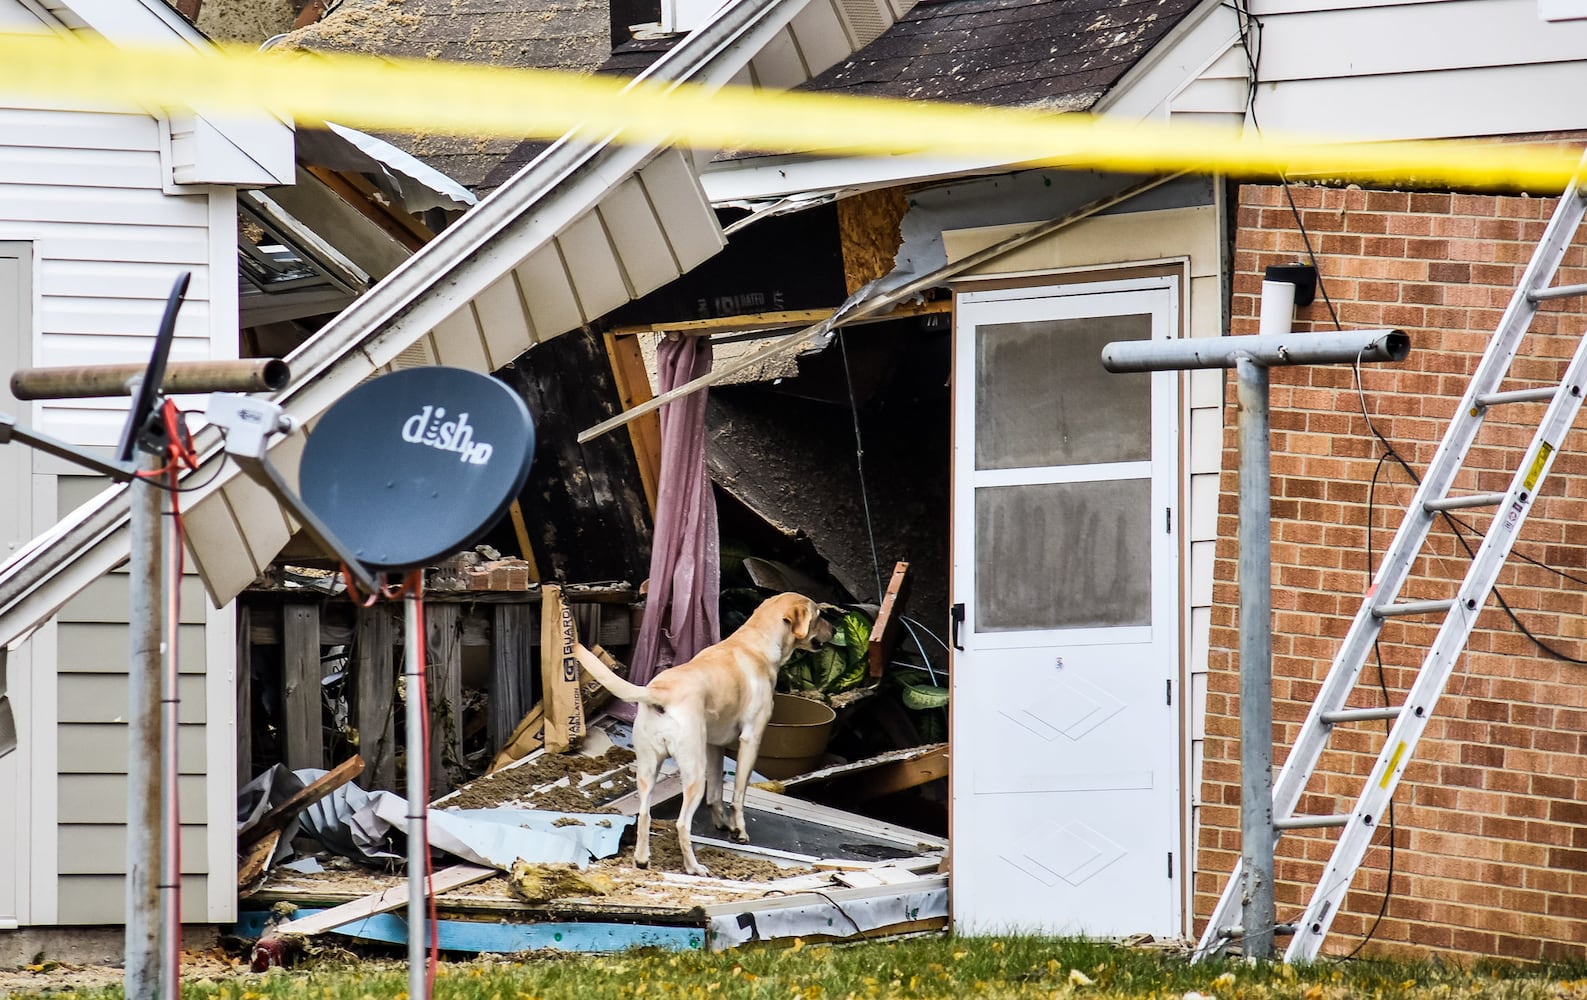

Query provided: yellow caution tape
[1,30,1583,191]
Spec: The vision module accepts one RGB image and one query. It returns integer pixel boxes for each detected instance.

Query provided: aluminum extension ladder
[1195,148,1587,963]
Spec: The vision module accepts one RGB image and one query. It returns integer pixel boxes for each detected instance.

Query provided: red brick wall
[1198,183,1587,961]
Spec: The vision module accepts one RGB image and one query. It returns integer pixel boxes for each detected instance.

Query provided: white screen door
[951,276,1181,936]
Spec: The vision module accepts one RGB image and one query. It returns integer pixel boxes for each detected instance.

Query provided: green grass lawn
[9,935,1587,999]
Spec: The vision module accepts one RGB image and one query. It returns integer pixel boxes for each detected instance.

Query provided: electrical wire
[836,328,886,602]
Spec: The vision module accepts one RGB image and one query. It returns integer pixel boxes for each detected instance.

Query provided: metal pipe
[10,358,290,400]
[1236,353,1275,961]
[124,451,162,998]
[404,591,429,1000]
[159,478,183,998]
[1101,328,1409,372]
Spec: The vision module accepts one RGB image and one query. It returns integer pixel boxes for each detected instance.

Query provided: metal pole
[9,358,290,401]
[124,450,161,997]
[1235,353,1275,961]
[404,591,428,1000]
[159,477,183,998]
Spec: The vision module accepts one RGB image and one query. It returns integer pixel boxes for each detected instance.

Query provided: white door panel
[951,276,1182,937]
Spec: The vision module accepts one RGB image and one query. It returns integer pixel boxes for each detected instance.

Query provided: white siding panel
[179,489,261,603]
[429,304,492,371]
[639,149,726,272]
[1190,538,1216,607]
[56,622,209,673]
[11,226,210,266]
[0,0,48,27]
[40,294,211,338]
[786,0,851,78]
[57,721,208,774]
[0,146,165,190]
[57,574,209,626]
[1255,0,1587,78]
[58,825,209,874]
[1189,472,1220,543]
[559,213,630,322]
[1188,406,1223,475]
[1252,62,1587,140]
[0,109,160,152]
[748,28,811,89]
[472,272,538,361]
[514,246,582,342]
[1169,77,1249,115]
[56,875,207,925]
[58,673,206,725]
[58,773,206,824]
[40,259,212,301]
[0,184,208,227]
[221,476,292,578]
[602,178,684,301]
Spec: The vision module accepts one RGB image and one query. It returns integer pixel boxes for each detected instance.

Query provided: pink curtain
[609,334,720,720]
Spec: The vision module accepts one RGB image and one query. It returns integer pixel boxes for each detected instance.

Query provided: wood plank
[239,754,366,849]
[506,500,541,582]
[867,560,910,679]
[425,603,464,798]
[355,604,397,791]
[238,828,279,890]
[282,603,322,772]
[490,602,535,755]
[269,863,494,937]
[773,742,949,801]
[602,332,661,516]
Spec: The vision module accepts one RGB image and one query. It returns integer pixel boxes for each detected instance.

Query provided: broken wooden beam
[251,863,494,969]
[868,561,911,678]
[239,753,366,850]
[763,742,948,802]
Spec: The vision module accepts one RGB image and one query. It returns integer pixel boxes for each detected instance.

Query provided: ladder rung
[1527,282,1587,303]
[1475,386,1558,407]
[1372,598,1455,618]
[1275,814,1351,831]
[1320,706,1401,724]
[1423,491,1507,512]
[1216,924,1297,939]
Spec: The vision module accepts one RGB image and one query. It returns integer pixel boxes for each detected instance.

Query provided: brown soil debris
[440,745,635,811]
[616,822,808,882]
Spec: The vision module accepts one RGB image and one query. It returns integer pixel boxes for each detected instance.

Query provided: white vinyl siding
[1223,0,1587,140]
[0,97,235,924]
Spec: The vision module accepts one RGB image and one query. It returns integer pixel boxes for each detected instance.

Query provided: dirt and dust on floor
[237,708,949,962]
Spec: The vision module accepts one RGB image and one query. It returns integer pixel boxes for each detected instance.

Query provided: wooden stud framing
[282,602,322,772]
[355,605,397,791]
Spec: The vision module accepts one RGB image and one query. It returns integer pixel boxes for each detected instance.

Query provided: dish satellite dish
[299,366,535,571]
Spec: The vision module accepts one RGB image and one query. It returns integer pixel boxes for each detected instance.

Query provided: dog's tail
[571,642,658,706]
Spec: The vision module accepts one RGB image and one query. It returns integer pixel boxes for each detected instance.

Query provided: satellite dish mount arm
[204,394,382,596]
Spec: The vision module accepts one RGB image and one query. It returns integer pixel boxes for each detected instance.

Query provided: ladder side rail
[1284,338,1587,962]
[1270,175,1587,822]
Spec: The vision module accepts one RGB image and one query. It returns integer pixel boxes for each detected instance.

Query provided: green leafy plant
[779,608,872,697]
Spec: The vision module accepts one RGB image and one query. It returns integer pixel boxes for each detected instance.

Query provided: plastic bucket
[752,693,836,779]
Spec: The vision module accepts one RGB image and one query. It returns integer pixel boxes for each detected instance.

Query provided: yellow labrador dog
[572,592,833,875]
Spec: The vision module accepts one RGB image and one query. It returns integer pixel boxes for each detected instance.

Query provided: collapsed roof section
[0,0,914,648]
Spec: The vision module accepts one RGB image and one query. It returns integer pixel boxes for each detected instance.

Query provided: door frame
[948,266,1190,935]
